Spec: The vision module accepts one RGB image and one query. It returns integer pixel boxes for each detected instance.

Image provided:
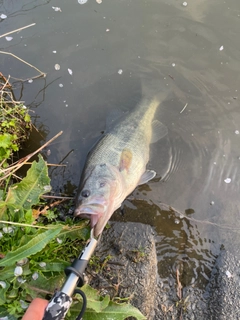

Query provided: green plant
[0,75,31,164]
[126,247,146,263]
[0,155,146,320]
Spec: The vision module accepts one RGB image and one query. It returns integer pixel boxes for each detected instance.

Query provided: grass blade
[0,226,62,267]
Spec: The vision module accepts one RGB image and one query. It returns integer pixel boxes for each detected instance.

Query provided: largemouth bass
[74,94,168,237]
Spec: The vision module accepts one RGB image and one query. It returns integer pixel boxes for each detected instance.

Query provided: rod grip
[42,291,72,320]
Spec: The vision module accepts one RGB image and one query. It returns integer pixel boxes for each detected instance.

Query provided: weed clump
[0,73,31,163]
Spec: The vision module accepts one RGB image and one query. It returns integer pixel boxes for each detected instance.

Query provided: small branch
[25,162,66,167]
[12,173,22,180]
[0,23,36,39]
[11,74,46,82]
[1,89,24,103]
[26,285,53,296]
[39,199,67,215]
[0,51,46,78]
[158,203,240,232]
[41,195,74,200]
[0,72,12,88]
[176,269,182,300]
[180,103,188,114]
[0,131,63,180]
[1,75,11,92]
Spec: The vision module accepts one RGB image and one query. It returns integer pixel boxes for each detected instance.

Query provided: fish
[74,94,168,237]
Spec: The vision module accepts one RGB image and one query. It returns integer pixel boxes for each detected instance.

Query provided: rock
[207,247,240,319]
[87,219,240,319]
[88,222,158,319]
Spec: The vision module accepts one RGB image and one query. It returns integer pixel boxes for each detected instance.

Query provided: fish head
[74,163,122,237]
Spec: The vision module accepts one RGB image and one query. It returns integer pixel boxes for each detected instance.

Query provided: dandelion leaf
[26,272,66,299]
[6,154,51,210]
[0,308,17,320]
[82,301,146,320]
[82,284,110,312]
[41,260,69,272]
[0,281,10,305]
[0,265,17,281]
[0,226,62,267]
[70,284,146,320]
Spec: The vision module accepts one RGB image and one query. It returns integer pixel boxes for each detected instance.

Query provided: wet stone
[88,222,158,319]
[88,219,240,319]
[207,247,240,318]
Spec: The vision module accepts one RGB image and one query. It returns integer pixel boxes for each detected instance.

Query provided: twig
[180,103,188,114]
[39,199,67,215]
[176,269,182,300]
[0,90,24,104]
[0,73,11,89]
[0,131,63,180]
[25,162,66,167]
[0,23,36,39]
[0,159,5,168]
[26,285,52,296]
[0,51,46,78]
[10,74,46,82]
[0,75,11,92]
[158,203,240,232]
[12,173,22,180]
[41,195,74,200]
[161,303,174,314]
[175,210,240,231]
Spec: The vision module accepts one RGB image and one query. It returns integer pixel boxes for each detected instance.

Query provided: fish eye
[99,182,105,188]
[81,189,90,198]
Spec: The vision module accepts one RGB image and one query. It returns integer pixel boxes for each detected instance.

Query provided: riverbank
[92,219,240,319]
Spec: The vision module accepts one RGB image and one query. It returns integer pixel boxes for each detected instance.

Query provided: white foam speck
[224,178,231,184]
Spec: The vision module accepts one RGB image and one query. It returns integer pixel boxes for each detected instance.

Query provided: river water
[1,0,240,307]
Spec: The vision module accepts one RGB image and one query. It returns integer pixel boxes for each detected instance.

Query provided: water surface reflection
[1,0,240,310]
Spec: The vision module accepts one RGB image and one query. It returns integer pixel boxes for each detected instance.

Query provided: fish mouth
[74,203,106,228]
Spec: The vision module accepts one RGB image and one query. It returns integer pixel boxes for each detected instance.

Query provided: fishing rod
[42,230,98,320]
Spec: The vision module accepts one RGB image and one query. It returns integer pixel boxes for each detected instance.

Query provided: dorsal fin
[151,120,168,143]
[106,109,124,130]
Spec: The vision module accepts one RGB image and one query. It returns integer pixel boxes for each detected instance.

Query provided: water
[1,0,240,305]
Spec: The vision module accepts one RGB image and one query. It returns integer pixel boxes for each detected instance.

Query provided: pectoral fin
[119,148,133,172]
[138,170,156,185]
[151,120,168,143]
